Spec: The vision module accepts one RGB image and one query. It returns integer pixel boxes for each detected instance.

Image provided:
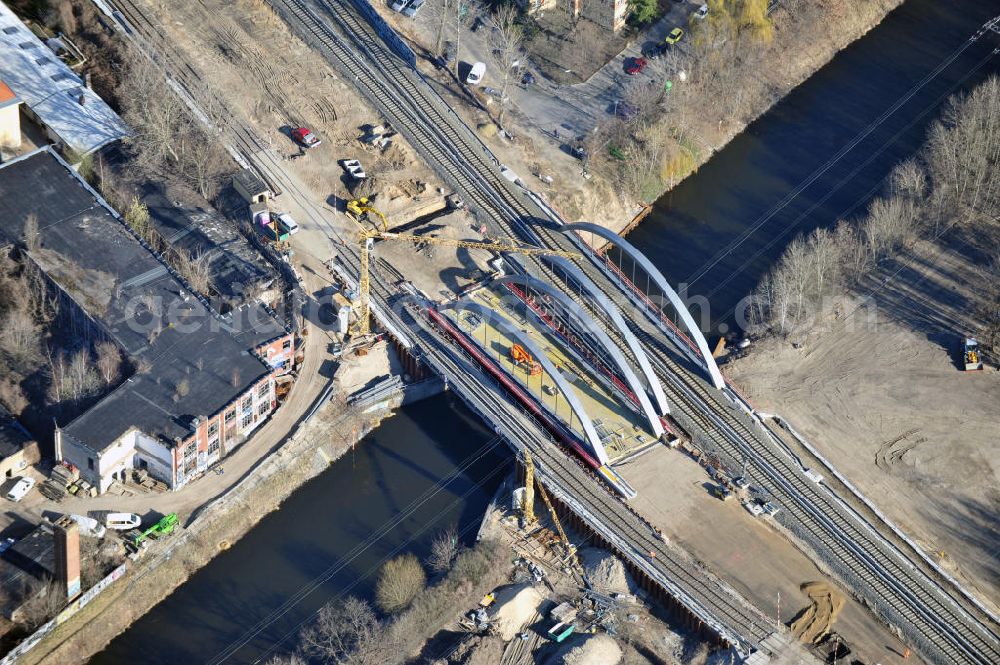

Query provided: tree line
[748,76,1000,347]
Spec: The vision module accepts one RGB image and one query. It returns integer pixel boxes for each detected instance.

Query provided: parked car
[5,476,34,502]
[694,4,708,19]
[613,101,638,121]
[521,70,535,85]
[665,27,684,44]
[471,15,484,32]
[437,40,457,68]
[277,213,300,235]
[106,513,142,530]
[402,0,424,17]
[624,57,648,75]
[743,500,764,517]
[390,0,410,12]
[291,126,321,148]
[466,61,486,85]
[642,42,668,59]
[70,514,107,538]
[0,537,15,554]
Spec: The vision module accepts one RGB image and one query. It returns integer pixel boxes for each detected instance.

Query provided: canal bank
[625,0,1000,334]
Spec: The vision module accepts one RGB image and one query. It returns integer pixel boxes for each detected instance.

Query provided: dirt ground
[619,445,924,665]
[137,0,447,228]
[726,297,1000,612]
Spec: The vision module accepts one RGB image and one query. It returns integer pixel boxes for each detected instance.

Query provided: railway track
[101,0,1000,659]
[264,1,1000,662]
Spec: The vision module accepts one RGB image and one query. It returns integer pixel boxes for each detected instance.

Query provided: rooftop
[0,405,33,460]
[0,3,127,156]
[0,148,286,453]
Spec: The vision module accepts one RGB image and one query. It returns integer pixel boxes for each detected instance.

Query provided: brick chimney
[53,516,81,601]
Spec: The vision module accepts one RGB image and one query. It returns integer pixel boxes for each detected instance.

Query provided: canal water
[90,1,999,662]
[624,0,1000,335]
[89,395,506,665]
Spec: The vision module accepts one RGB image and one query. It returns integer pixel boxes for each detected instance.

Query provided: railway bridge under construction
[98,0,1000,661]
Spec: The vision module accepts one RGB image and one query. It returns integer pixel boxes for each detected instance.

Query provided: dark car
[642,42,668,59]
[521,70,535,86]
[471,16,484,32]
[614,101,638,121]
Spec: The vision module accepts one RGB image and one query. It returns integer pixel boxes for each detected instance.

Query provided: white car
[340,159,366,180]
[70,514,107,538]
[277,213,300,235]
[743,500,764,517]
[5,476,35,502]
[105,513,142,530]
[467,61,486,85]
[694,4,708,19]
[402,0,424,17]
[390,0,410,12]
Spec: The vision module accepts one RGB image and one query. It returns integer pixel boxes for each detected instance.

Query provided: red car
[625,57,648,76]
[291,127,321,148]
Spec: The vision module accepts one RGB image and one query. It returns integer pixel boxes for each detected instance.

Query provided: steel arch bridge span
[439,300,610,466]
[496,274,665,439]
[560,223,726,390]
[545,257,671,416]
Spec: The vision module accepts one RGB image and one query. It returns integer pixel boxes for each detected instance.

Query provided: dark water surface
[89,395,505,664]
[90,1,1000,662]
[624,0,1000,334]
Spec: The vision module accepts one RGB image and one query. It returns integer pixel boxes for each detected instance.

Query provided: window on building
[257,401,269,417]
[88,457,94,470]
[18,41,38,49]
[184,443,196,460]
[282,339,292,351]
[242,397,252,414]
[257,382,269,400]
[208,422,219,439]
[3,26,19,35]
[241,413,254,429]
[208,440,220,457]
[225,409,236,425]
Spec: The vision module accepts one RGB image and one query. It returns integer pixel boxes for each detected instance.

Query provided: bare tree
[299,596,389,665]
[487,4,525,128]
[176,247,213,295]
[427,524,461,574]
[119,51,186,168]
[96,341,123,386]
[16,578,66,629]
[375,553,426,613]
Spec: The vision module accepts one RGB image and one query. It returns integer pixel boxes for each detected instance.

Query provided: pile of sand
[549,633,623,665]
[790,581,845,645]
[579,548,634,596]
[490,583,544,641]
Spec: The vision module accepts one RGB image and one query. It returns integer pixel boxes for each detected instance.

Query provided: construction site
[0,0,997,664]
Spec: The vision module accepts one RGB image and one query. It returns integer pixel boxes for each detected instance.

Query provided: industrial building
[0,147,294,494]
[0,2,128,158]
[0,405,40,481]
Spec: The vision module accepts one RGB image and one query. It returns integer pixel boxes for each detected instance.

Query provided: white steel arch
[560,223,726,390]
[440,300,610,466]
[496,274,664,438]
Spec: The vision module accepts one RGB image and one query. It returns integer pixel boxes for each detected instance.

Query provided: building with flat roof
[0,2,127,158]
[0,147,293,493]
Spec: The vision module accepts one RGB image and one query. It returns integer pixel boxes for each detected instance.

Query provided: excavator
[346,197,389,232]
[964,337,984,371]
[510,343,542,376]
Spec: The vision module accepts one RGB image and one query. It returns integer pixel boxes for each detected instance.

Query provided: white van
[277,213,300,235]
[105,513,142,530]
[467,61,486,85]
[5,476,34,502]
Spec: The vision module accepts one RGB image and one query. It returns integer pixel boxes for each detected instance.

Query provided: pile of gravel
[550,633,623,665]
[579,547,635,596]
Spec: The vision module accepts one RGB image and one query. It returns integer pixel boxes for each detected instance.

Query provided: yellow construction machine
[343,199,580,339]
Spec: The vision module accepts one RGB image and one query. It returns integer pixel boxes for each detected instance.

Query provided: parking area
[391,0,703,139]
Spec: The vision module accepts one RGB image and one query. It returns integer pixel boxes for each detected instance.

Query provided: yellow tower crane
[344,200,580,338]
